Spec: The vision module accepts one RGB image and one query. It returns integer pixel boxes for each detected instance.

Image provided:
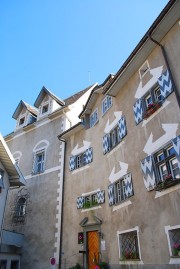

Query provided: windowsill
[81,205,102,212]
[106,141,125,158]
[72,165,90,174]
[169,257,180,264]
[155,183,180,198]
[142,100,170,127]
[119,259,143,265]
[113,200,132,212]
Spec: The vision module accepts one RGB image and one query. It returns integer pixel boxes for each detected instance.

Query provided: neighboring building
[0,133,26,269]
[3,85,96,269]
[58,1,180,269]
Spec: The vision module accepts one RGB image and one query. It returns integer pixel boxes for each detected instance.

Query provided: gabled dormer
[79,74,114,129]
[34,86,65,119]
[13,101,38,131]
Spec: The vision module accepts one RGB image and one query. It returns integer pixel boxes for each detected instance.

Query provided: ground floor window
[165,225,180,258]
[11,260,19,269]
[118,227,141,261]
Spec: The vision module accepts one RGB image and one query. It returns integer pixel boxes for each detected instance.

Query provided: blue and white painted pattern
[97,190,105,204]
[124,173,133,198]
[158,69,173,99]
[77,196,85,209]
[118,116,127,139]
[69,156,76,171]
[172,135,180,169]
[140,156,156,191]
[102,134,109,154]
[108,184,114,206]
[133,99,143,125]
[85,148,93,164]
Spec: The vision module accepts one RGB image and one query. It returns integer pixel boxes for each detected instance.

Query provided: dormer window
[139,61,150,79]
[42,104,49,114]
[19,117,25,126]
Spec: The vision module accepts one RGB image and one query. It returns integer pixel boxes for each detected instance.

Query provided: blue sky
[0,0,169,136]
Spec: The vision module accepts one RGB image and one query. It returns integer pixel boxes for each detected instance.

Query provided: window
[13,197,26,223]
[139,61,150,79]
[108,173,133,206]
[133,69,173,125]
[90,108,98,128]
[140,135,180,192]
[118,228,140,261]
[33,150,45,174]
[0,260,7,269]
[69,148,93,171]
[19,116,25,126]
[42,104,49,114]
[17,197,26,216]
[76,152,86,169]
[102,116,127,154]
[154,145,180,183]
[77,190,105,209]
[165,225,180,258]
[102,95,112,115]
[83,193,98,208]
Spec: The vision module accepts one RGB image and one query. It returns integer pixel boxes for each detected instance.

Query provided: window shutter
[123,173,133,198]
[118,115,127,139]
[69,156,76,171]
[140,156,156,191]
[85,147,93,164]
[133,99,143,125]
[102,134,110,154]
[108,184,115,206]
[158,69,173,100]
[77,196,84,209]
[172,135,180,170]
[97,190,105,204]
[32,153,37,174]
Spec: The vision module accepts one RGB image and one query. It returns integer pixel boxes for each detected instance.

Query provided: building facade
[59,1,180,268]
[0,133,26,269]
[3,85,96,269]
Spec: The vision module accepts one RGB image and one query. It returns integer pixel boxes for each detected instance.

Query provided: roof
[0,133,26,186]
[63,84,97,107]
[34,86,65,108]
[104,0,179,96]
[12,100,38,120]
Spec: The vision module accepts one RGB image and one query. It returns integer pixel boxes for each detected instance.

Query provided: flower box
[154,177,180,192]
[144,103,161,119]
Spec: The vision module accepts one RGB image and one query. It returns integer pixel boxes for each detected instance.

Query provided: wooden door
[87,231,99,269]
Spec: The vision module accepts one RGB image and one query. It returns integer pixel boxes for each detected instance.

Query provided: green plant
[98,261,109,269]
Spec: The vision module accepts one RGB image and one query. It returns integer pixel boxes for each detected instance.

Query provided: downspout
[149,34,180,108]
[58,137,66,269]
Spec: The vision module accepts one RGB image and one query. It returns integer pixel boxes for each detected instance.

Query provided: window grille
[119,231,140,260]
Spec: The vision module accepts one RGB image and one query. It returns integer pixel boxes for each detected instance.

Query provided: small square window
[19,117,25,126]
[139,61,150,79]
[42,104,49,114]
[90,108,98,128]
[102,96,112,115]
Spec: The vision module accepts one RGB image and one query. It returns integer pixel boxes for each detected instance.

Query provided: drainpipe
[58,137,66,269]
[149,34,180,108]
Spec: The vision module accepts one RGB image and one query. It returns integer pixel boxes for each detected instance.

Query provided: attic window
[42,104,49,114]
[139,61,150,79]
[19,117,25,126]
